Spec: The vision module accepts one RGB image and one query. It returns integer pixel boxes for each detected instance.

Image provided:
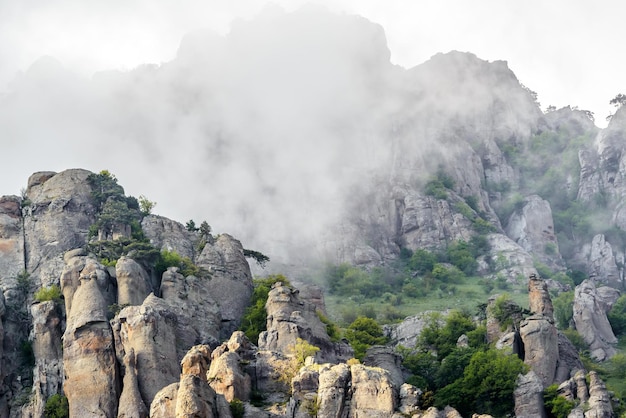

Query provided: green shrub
[155,249,208,279]
[34,285,63,303]
[229,399,245,418]
[544,384,576,418]
[344,316,387,360]
[316,310,341,342]
[434,348,529,417]
[44,394,69,418]
[239,275,291,343]
[553,291,574,329]
[408,249,438,274]
[609,295,626,336]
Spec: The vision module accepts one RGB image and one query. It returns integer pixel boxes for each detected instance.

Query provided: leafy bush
[229,399,245,418]
[274,338,320,388]
[34,285,63,303]
[553,291,574,329]
[155,249,208,279]
[44,393,69,418]
[316,310,341,342]
[344,316,387,360]
[609,295,626,336]
[408,249,438,274]
[434,348,529,417]
[544,384,576,418]
[239,275,291,343]
[138,194,156,215]
[418,311,477,360]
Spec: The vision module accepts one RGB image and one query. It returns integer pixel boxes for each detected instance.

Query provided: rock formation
[572,280,618,361]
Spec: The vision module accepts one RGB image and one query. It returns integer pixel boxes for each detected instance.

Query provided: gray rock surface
[116,256,153,306]
[62,255,118,418]
[196,233,253,337]
[572,280,617,361]
[111,294,181,408]
[258,282,352,362]
[520,315,558,387]
[514,371,547,418]
[160,267,221,355]
[505,195,563,270]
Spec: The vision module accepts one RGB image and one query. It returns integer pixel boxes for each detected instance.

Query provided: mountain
[2,6,626,417]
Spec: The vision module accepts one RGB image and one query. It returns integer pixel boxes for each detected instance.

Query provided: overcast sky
[1,0,624,253]
[1,0,623,121]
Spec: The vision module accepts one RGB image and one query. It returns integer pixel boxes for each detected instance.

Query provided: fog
[0,4,618,262]
[0,8,402,260]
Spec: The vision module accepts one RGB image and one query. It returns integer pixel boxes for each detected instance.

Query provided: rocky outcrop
[349,364,396,417]
[116,256,153,306]
[514,371,546,418]
[384,311,440,348]
[111,294,181,408]
[141,215,198,260]
[505,195,563,270]
[528,274,554,320]
[196,233,253,338]
[23,169,96,285]
[586,234,623,288]
[554,370,613,418]
[555,332,585,383]
[572,280,617,361]
[149,344,229,418]
[207,332,252,402]
[160,267,222,355]
[259,282,352,362]
[117,349,149,418]
[519,315,558,387]
[62,256,118,417]
[362,345,405,390]
[25,300,64,418]
[585,370,613,417]
[395,191,475,252]
[317,363,351,418]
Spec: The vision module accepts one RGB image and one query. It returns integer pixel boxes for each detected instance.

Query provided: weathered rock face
[528,274,554,320]
[149,344,225,418]
[62,256,118,417]
[572,280,617,361]
[555,332,585,384]
[25,300,64,418]
[141,215,198,261]
[586,234,622,288]
[519,315,558,387]
[24,169,96,285]
[555,370,613,418]
[0,195,25,286]
[196,233,253,338]
[505,195,563,270]
[207,332,252,402]
[116,256,153,306]
[317,363,351,418]
[395,191,475,252]
[117,349,149,418]
[259,282,352,362]
[362,345,405,390]
[160,268,222,355]
[111,294,181,408]
[514,371,547,418]
[384,311,439,349]
[349,364,396,417]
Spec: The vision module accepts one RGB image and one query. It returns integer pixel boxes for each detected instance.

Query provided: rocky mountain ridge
[0,169,620,417]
